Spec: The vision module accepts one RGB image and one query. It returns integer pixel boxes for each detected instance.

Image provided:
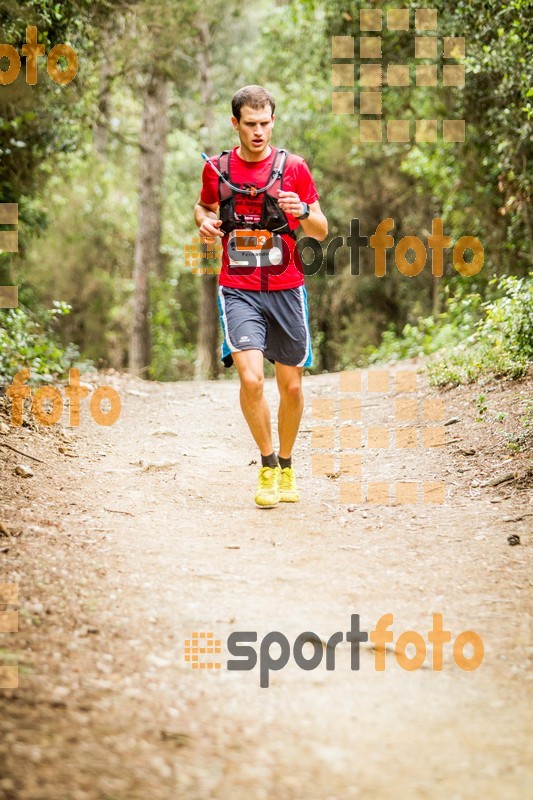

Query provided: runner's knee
[279,381,302,402]
[240,371,264,397]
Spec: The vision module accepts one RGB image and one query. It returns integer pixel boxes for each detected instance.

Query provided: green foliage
[0,0,138,376]
[23,150,137,368]
[149,274,198,380]
[0,0,129,201]
[1,0,531,380]
[368,275,533,386]
[428,275,533,385]
[481,275,533,359]
[505,397,533,452]
[475,393,487,421]
[0,302,84,382]
[368,282,485,362]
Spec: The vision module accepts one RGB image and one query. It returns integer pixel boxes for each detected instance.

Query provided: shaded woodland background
[0,0,531,384]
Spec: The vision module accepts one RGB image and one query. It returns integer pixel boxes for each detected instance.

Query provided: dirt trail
[0,365,531,799]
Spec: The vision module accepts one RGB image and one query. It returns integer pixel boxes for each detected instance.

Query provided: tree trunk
[129,70,170,376]
[194,20,220,381]
[432,275,441,317]
[522,154,533,268]
[93,25,114,158]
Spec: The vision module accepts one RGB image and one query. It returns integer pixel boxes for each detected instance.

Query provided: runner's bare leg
[275,363,304,459]
[232,349,273,456]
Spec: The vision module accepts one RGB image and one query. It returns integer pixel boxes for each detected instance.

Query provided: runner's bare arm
[194,196,224,240]
[277,194,328,241]
[299,200,328,241]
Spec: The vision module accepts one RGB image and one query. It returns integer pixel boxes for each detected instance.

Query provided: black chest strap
[217,148,296,238]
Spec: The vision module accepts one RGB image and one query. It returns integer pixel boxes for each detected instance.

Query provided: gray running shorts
[217,285,313,369]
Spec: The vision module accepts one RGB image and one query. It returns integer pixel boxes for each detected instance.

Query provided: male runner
[194,85,327,508]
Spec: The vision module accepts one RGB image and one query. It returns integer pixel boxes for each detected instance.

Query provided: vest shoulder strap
[217,150,231,173]
[218,147,297,203]
[218,150,232,202]
[266,148,291,198]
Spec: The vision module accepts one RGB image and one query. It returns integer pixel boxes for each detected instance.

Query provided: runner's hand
[199,219,224,241]
[277,190,304,218]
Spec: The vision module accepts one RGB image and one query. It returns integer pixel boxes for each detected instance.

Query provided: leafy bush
[429,275,533,385]
[367,283,485,363]
[0,303,87,383]
[368,275,533,386]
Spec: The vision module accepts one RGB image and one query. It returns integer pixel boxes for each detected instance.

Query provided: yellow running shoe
[255,465,281,508]
[279,466,300,503]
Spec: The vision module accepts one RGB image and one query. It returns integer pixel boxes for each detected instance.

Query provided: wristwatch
[297,202,310,220]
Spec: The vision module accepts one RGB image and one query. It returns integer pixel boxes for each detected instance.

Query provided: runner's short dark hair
[231,85,275,121]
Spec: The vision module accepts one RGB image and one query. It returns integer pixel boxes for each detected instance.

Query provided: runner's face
[232,105,275,156]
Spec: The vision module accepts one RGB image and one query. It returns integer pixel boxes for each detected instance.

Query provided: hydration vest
[217,148,297,240]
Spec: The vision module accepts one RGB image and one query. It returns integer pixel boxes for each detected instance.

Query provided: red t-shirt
[200,146,319,291]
